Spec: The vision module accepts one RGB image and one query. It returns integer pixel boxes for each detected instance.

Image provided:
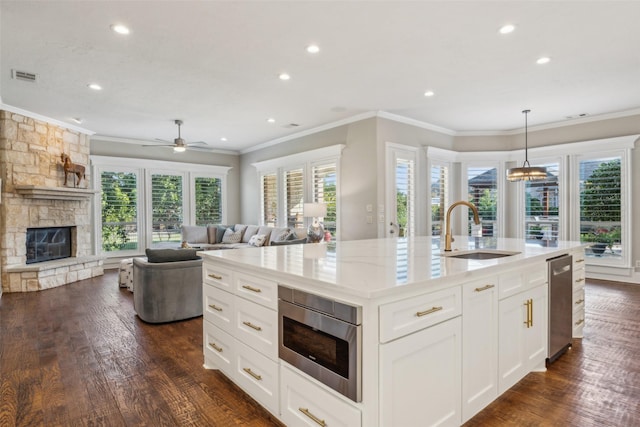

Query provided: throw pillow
[248,234,267,247]
[275,228,292,242]
[145,248,199,263]
[181,225,208,244]
[207,225,218,244]
[214,224,233,243]
[242,225,260,243]
[222,228,242,244]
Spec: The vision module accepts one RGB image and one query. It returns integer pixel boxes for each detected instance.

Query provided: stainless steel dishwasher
[547,254,573,363]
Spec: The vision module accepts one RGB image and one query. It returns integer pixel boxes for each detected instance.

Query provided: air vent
[11,69,38,82]
[283,123,300,128]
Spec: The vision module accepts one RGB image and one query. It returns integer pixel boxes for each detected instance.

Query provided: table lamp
[304,203,327,243]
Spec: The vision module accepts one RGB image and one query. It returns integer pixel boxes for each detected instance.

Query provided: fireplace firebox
[26,227,73,264]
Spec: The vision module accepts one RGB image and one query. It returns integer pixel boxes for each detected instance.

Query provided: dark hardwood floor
[1,271,638,426]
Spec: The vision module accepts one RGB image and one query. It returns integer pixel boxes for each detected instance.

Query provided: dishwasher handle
[552,264,571,276]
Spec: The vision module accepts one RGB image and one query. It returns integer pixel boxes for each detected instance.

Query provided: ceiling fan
[145,119,207,152]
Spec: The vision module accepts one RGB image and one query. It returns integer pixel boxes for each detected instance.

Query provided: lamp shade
[304,203,327,218]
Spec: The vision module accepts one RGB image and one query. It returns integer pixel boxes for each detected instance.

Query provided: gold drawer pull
[575,259,585,263]
[242,284,262,293]
[523,299,533,328]
[575,278,585,283]
[243,367,262,381]
[575,319,585,326]
[299,407,327,427]
[208,342,223,352]
[208,304,223,312]
[474,284,495,292]
[208,273,222,280]
[575,299,585,305]
[243,321,262,331]
[416,306,443,317]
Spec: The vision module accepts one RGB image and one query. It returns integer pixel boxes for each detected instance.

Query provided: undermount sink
[441,250,521,260]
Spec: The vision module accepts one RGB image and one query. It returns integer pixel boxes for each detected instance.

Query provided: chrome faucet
[444,201,481,252]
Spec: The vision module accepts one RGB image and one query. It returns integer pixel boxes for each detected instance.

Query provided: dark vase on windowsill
[590,243,607,256]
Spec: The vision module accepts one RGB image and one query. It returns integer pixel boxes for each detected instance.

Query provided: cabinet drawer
[573,315,585,338]
[235,272,278,310]
[280,363,361,427]
[203,262,233,292]
[379,286,461,343]
[234,340,279,416]
[203,285,234,333]
[203,320,235,379]
[498,264,547,300]
[235,296,278,360]
[573,271,586,293]
[573,288,585,315]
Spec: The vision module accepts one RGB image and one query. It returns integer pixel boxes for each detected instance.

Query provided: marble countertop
[200,236,585,299]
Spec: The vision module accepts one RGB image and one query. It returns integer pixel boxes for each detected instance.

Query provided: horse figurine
[61,153,85,187]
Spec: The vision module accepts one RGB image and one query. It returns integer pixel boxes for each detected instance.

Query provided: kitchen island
[200,236,585,427]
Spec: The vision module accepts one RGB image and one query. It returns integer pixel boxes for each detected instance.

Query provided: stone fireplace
[0,109,104,294]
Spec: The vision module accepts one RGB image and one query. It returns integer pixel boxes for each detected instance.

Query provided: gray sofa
[181,224,308,250]
[133,248,203,323]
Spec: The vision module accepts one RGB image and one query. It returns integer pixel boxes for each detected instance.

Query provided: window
[100,171,139,253]
[261,173,278,227]
[578,156,622,261]
[195,177,222,225]
[92,156,230,257]
[467,165,498,236]
[151,173,184,245]
[285,168,304,229]
[430,163,449,236]
[312,163,337,234]
[386,144,417,238]
[254,144,343,236]
[524,161,560,243]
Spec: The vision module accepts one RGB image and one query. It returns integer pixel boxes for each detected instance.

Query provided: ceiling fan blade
[154,138,171,143]
[187,141,207,146]
[142,143,174,147]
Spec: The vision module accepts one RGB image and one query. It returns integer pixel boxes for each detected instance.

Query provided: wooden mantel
[14,185,98,201]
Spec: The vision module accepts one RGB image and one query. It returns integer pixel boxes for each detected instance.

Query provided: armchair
[133,250,203,323]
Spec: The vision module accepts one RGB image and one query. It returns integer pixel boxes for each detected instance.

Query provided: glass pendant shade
[506,109,547,182]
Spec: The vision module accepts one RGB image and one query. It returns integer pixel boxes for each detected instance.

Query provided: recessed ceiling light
[499,24,515,34]
[267,118,276,123]
[70,117,84,124]
[87,83,102,90]
[536,57,551,65]
[220,137,227,142]
[424,90,435,97]
[279,73,291,81]
[306,44,320,54]
[110,24,130,35]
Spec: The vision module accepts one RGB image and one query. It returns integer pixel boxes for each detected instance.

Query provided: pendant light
[506,109,547,181]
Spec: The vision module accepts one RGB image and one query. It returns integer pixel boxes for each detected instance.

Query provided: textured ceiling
[2,1,640,152]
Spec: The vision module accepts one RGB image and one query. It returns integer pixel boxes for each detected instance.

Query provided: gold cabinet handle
[523,299,533,328]
[299,407,327,427]
[208,342,223,352]
[575,299,585,305]
[575,319,585,326]
[416,306,443,317]
[243,367,262,381]
[242,284,262,293]
[242,321,262,331]
[474,284,495,292]
[208,304,223,312]
[208,273,222,280]
[575,278,585,283]
[575,258,585,263]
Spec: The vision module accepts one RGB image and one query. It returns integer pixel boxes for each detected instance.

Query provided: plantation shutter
[430,164,449,236]
[467,166,498,237]
[261,173,278,226]
[151,174,183,244]
[525,162,560,242]
[396,157,415,237]
[100,171,138,252]
[194,177,222,225]
[312,162,337,234]
[285,168,304,229]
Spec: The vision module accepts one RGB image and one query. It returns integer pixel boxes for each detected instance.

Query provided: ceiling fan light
[173,146,186,153]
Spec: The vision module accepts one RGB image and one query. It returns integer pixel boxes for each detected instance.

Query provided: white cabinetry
[572,249,586,338]
[280,363,361,427]
[498,280,548,394]
[202,260,279,417]
[461,277,498,423]
[379,287,462,427]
